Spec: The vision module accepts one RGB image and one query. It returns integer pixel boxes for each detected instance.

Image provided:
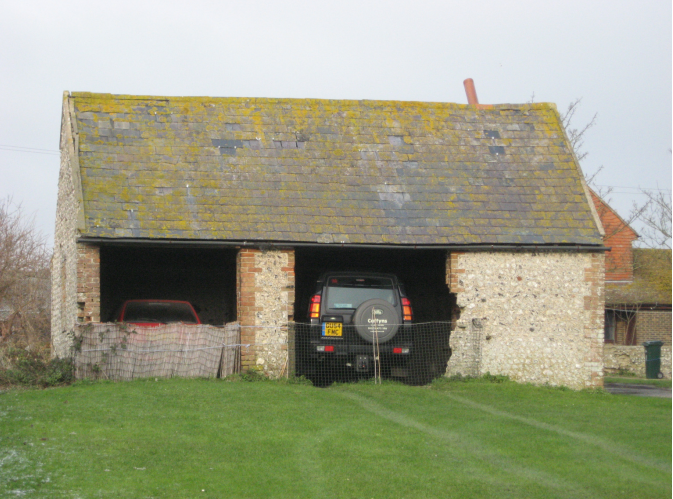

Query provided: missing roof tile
[295,131,310,142]
[212,138,260,154]
[212,139,244,148]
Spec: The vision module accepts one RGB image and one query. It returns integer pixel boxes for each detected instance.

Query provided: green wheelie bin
[643,341,664,379]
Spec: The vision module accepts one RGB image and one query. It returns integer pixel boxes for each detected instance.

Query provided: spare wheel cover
[353,299,400,343]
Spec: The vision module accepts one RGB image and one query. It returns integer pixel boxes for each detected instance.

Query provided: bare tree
[560,98,598,165]
[632,188,672,250]
[560,98,671,251]
[0,197,50,343]
[557,99,638,237]
[559,99,664,245]
[529,95,601,186]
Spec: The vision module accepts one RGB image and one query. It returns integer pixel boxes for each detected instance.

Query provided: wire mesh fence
[72,323,240,380]
[71,321,453,385]
[292,321,452,386]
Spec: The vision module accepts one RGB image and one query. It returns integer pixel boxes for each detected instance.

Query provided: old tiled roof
[606,249,672,306]
[68,93,603,246]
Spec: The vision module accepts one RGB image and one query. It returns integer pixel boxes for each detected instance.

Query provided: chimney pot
[464,78,479,105]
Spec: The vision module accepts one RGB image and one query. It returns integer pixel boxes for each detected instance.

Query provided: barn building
[52,82,607,388]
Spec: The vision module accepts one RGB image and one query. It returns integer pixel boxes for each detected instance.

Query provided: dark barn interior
[294,247,455,323]
[99,246,237,325]
[294,247,455,383]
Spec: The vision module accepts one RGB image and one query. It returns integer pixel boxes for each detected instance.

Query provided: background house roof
[606,249,672,306]
[589,189,639,281]
[68,93,603,246]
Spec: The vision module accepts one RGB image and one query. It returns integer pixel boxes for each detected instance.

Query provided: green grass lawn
[1,377,670,499]
[604,376,672,388]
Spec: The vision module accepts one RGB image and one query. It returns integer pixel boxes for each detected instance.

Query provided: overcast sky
[1,0,670,246]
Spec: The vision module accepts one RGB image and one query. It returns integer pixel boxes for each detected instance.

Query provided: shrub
[0,340,74,388]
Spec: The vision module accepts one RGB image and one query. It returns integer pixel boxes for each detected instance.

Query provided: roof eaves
[62,91,86,231]
[77,236,609,252]
[555,118,605,238]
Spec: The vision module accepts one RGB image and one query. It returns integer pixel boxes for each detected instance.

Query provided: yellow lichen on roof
[69,92,601,245]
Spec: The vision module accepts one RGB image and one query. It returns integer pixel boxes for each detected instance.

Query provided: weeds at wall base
[0,340,74,388]
[0,346,608,392]
[432,372,511,386]
[222,370,314,385]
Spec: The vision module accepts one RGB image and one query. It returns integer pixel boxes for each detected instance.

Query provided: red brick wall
[590,191,638,281]
[76,243,100,323]
[236,248,257,329]
[584,252,606,387]
[446,251,465,293]
[637,310,672,346]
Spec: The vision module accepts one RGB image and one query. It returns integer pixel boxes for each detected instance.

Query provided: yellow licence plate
[322,322,343,337]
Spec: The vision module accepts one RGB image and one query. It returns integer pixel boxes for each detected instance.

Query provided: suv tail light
[402,297,413,321]
[309,294,321,319]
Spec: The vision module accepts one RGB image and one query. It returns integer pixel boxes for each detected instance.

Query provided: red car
[115,300,201,327]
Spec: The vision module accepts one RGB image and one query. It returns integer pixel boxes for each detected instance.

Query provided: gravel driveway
[604,383,672,398]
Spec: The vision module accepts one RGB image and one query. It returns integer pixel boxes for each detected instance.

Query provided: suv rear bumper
[303,338,413,374]
[307,340,412,356]
[296,321,414,377]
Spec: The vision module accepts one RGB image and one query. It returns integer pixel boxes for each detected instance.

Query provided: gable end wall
[590,191,637,282]
[447,251,605,389]
[51,95,81,357]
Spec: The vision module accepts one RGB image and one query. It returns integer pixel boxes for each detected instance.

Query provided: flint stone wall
[237,248,295,377]
[51,100,80,358]
[447,251,605,389]
[603,345,672,379]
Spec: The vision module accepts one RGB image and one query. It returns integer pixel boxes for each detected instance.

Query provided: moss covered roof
[606,249,672,305]
[69,92,602,246]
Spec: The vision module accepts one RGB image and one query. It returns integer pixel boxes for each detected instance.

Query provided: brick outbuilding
[589,190,671,346]
[588,190,671,378]
[52,88,607,388]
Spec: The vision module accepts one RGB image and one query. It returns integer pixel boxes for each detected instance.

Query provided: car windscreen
[325,276,396,310]
[122,302,198,324]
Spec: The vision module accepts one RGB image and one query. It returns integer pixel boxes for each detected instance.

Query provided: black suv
[297,272,413,380]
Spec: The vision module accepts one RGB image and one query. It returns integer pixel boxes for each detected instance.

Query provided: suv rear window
[123,301,198,324]
[325,276,396,310]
